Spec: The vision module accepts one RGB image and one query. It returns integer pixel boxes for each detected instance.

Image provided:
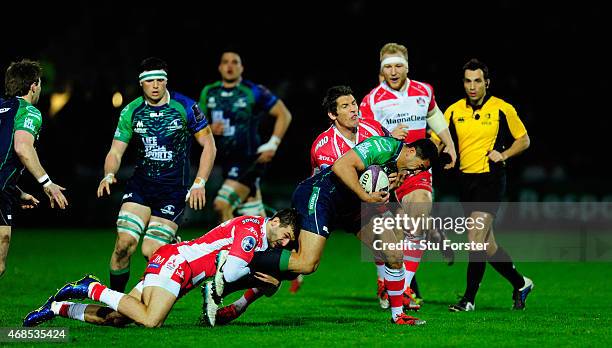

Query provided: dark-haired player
[96,57,216,292]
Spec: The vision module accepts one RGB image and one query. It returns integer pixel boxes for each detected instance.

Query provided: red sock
[384,266,406,320]
[234,288,263,312]
[59,303,70,317]
[88,283,107,301]
[403,240,425,289]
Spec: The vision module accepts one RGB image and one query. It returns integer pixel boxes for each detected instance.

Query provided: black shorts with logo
[122,175,188,222]
[459,170,506,216]
[220,155,266,194]
[0,186,19,226]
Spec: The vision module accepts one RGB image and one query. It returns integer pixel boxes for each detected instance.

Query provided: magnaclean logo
[315,136,329,152]
[0,108,10,113]
[385,114,426,125]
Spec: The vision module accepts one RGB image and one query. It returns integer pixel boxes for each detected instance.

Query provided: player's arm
[489,105,530,163]
[97,140,128,197]
[14,130,68,209]
[222,228,258,282]
[490,133,530,163]
[427,104,456,169]
[187,127,216,210]
[310,135,334,176]
[257,100,292,163]
[332,150,388,203]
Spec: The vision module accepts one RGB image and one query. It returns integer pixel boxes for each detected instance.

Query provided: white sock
[51,301,87,322]
[68,303,88,321]
[99,288,125,311]
[50,301,65,315]
[404,271,415,291]
[233,288,260,312]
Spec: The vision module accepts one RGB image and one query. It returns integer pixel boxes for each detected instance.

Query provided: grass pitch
[1,228,610,347]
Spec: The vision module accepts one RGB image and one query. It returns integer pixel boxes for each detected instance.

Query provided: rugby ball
[359,165,390,194]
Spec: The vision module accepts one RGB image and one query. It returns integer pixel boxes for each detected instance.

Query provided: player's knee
[214,185,242,215]
[116,211,145,245]
[403,189,432,204]
[143,222,176,252]
[213,199,232,215]
[485,240,498,257]
[114,234,138,260]
[236,199,266,217]
[0,229,10,244]
[0,264,5,277]
[299,259,320,275]
[141,240,162,259]
[386,261,403,269]
[141,317,164,328]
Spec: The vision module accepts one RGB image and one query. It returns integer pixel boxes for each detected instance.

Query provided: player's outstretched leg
[54,274,101,301]
[23,296,55,327]
[215,288,264,325]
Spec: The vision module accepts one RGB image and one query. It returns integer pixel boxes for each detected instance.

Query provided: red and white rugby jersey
[310,118,387,175]
[174,216,268,284]
[360,80,436,143]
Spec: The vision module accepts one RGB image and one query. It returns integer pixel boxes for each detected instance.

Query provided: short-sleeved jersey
[436,96,527,174]
[0,97,43,190]
[352,136,403,170]
[114,91,208,186]
[198,80,278,160]
[174,215,268,285]
[305,136,402,201]
[310,118,388,175]
[360,80,436,144]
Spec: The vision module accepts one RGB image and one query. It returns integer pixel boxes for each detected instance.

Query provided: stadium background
[1,1,609,228]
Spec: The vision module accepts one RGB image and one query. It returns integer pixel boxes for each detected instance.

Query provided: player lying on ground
[204,137,440,326]
[23,209,299,328]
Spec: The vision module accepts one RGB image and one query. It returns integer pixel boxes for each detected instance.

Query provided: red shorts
[139,244,194,298]
[394,170,433,202]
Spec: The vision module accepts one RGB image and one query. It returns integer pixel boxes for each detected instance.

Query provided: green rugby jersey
[113,91,208,186]
[199,80,277,160]
[353,136,403,172]
[0,97,43,190]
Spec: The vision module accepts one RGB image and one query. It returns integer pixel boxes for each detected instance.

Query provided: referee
[438,59,534,311]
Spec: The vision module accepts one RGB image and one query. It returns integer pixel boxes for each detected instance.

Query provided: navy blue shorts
[221,156,266,194]
[122,176,188,222]
[291,174,361,239]
[0,186,18,226]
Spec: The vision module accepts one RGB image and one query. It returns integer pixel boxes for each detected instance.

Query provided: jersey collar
[144,89,171,108]
[381,78,411,96]
[332,124,358,148]
[465,94,491,111]
[258,217,269,251]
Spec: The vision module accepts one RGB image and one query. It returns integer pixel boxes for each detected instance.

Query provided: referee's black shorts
[459,170,506,216]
